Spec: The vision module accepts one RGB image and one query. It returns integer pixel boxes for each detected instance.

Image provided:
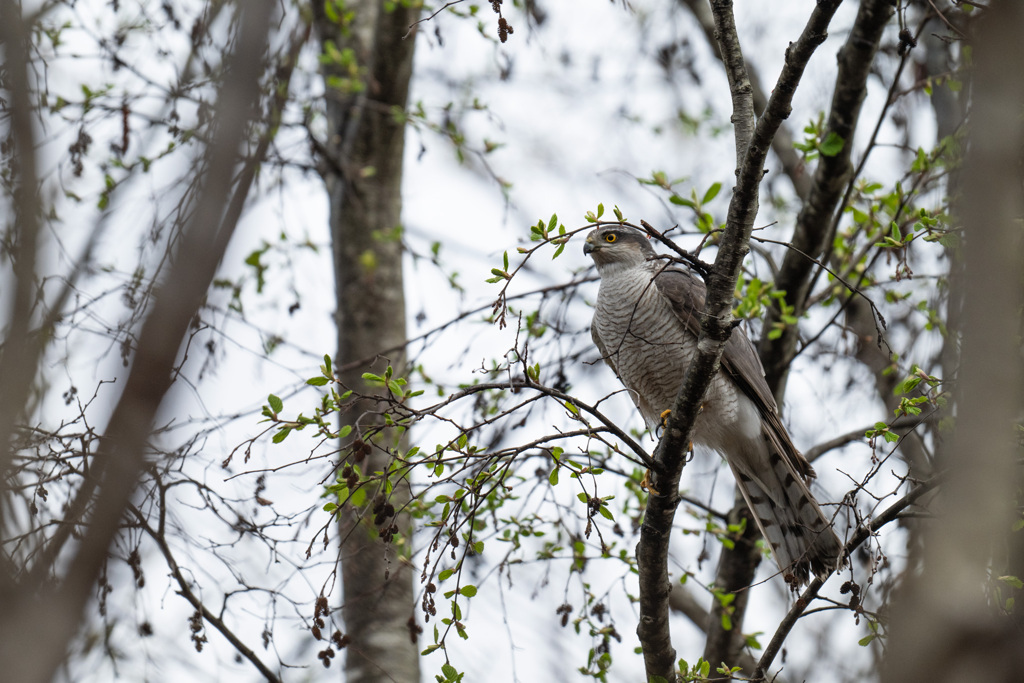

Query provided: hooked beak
[583,237,597,256]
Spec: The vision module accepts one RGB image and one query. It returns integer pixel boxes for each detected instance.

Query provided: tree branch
[0,6,276,682]
[677,0,812,200]
[759,0,894,400]
[883,4,1024,678]
[754,474,943,680]
[709,0,755,170]
[129,504,283,682]
[635,2,845,680]
[0,0,43,527]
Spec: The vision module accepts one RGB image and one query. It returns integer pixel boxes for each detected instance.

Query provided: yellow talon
[660,409,672,428]
[640,469,660,496]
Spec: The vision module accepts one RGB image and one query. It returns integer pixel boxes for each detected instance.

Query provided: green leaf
[549,468,559,486]
[701,182,722,204]
[306,376,330,386]
[272,427,290,443]
[999,575,1024,589]
[460,584,478,597]
[820,131,845,157]
[439,568,455,581]
[859,634,877,646]
[596,203,604,219]
[324,0,339,24]
[323,354,333,376]
[503,251,509,271]
[323,502,338,512]
[267,394,283,413]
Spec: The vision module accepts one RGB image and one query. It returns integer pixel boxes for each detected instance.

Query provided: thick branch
[0,0,43,526]
[709,0,755,169]
[759,0,894,399]
[635,3,845,680]
[317,1,422,681]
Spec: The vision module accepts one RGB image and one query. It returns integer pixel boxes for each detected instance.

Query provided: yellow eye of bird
[605,233,617,243]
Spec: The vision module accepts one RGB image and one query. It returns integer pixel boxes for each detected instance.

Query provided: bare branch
[754,474,943,680]
[129,504,283,682]
[0,5,276,681]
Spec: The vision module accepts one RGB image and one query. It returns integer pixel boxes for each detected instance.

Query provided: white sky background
[12,0,951,681]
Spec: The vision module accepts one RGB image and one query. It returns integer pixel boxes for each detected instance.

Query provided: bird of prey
[584,225,842,585]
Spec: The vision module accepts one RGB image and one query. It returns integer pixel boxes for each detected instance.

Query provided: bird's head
[583,226,656,272]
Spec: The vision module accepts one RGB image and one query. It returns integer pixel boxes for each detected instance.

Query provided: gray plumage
[584,226,842,585]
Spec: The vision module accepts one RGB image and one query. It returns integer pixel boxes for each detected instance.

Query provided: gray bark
[883,3,1024,680]
[758,0,894,401]
[312,1,422,681]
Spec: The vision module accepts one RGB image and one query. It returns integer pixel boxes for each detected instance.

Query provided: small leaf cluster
[794,113,845,161]
[639,171,721,234]
[674,657,711,682]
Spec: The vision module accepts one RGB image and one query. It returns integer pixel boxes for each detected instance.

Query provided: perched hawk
[584,226,842,585]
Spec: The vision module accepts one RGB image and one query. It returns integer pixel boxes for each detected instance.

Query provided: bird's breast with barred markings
[591,263,756,451]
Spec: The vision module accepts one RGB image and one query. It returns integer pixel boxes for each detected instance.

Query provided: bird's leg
[646,404,705,491]
[640,469,660,496]
[660,405,703,452]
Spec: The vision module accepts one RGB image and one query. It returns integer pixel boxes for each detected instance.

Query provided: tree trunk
[313,2,421,681]
[882,3,1024,681]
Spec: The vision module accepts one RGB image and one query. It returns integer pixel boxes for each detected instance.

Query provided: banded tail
[729,441,844,586]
